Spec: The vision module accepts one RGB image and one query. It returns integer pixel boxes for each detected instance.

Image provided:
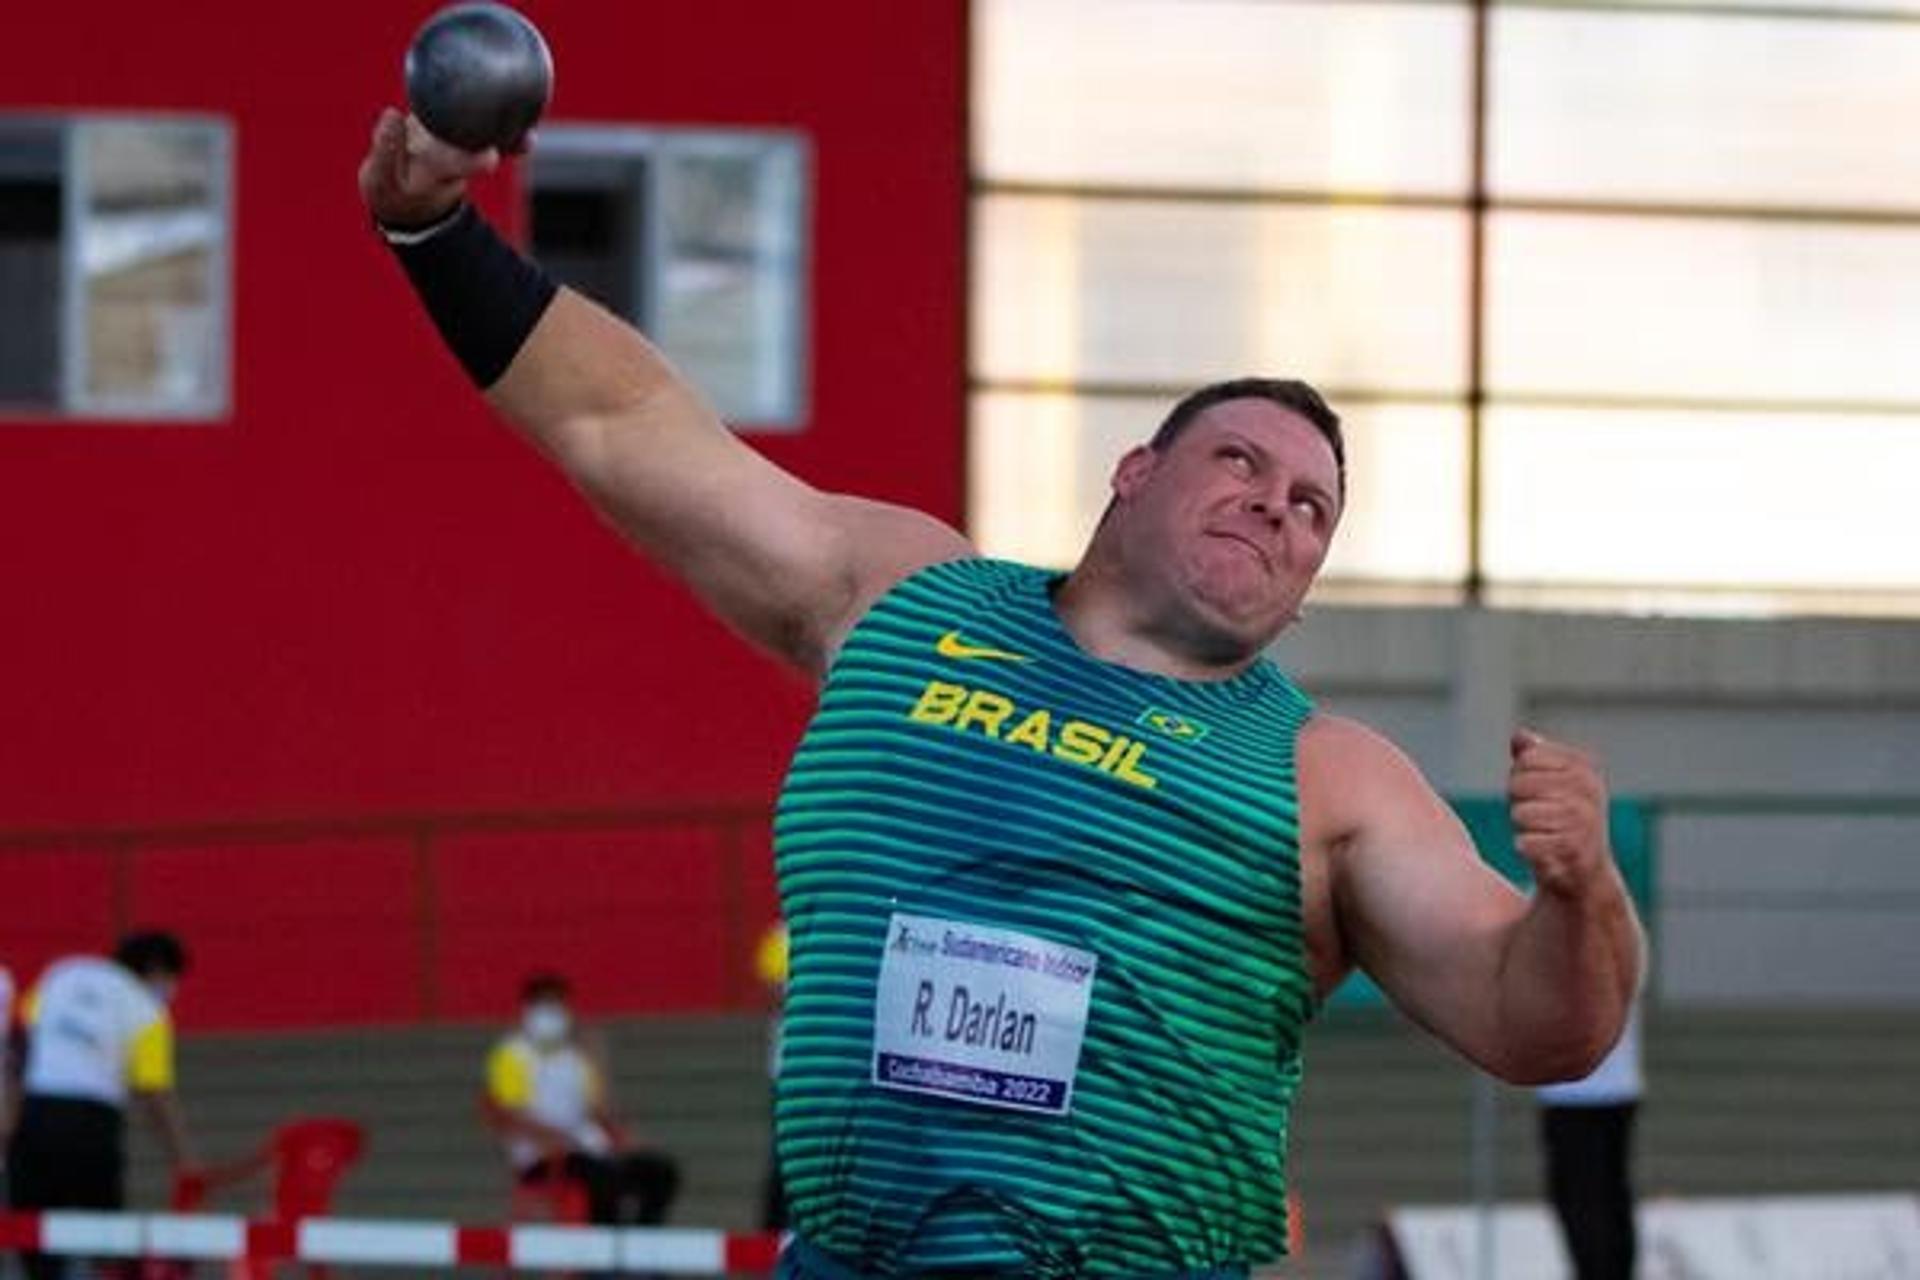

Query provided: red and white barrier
[0,1211,783,1274]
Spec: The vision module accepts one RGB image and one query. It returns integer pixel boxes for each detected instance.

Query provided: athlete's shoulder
[1298,712,1420,778]
[840,554,1036,636]
[893,553,1037,590]
[1242,654,1316,717]
[1298,712,1449,848]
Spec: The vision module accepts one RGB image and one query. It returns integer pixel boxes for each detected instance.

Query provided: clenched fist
[1507,728,1612,899]
[357,108,499,230]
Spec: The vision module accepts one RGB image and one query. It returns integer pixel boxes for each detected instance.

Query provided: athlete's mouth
[1206,530,1274,571]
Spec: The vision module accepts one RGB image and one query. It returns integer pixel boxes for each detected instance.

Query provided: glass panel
[1491,8,1920,209]
[76,120,227,416]
[969,391,1146,569]
[976,0,1473,195]
[1597,0,1920,12]
[530,151,646,319]
[974,196,1469,394]
[1487,213,1920,403]
[531,127,809,430]
[655,137,808,429]
[1323,401,1471,584]
[970,391,1468,585]
[1484,406,1920,592]
[0,119,63,409]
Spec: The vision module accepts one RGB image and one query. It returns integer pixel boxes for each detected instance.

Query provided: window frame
[0,112,234,423]
[528,123,813,432]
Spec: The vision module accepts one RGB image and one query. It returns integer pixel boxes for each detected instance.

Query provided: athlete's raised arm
[358,111,970,677]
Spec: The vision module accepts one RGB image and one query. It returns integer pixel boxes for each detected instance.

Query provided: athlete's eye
[1290,494,1331,528]
[1219,446,1254,476]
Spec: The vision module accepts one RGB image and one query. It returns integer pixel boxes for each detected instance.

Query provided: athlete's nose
[1242,488,1285,530]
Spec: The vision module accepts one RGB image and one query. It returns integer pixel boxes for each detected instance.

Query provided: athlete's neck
[1052,563,1266,683]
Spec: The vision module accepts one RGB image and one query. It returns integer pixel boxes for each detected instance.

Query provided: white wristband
[376,203,468,247]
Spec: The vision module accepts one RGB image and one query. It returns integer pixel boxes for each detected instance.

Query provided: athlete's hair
[114,930,188,979]
[520,971,572,1004]
[1151,377,1346,495]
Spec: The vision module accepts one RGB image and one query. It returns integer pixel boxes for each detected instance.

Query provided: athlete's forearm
[483,287,724,482]
[1492,867,1643,1084]
[380,203,715,469]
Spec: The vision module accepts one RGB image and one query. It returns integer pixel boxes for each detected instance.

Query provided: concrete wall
[1273,606,1920,1006]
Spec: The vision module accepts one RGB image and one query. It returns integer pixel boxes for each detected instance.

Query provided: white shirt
[22,956,173,1107]
[486,1033,613,1170]
[1537,1004,1643,1106]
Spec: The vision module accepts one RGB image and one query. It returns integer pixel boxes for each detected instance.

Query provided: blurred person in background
[754,921,789,1232]
[1538,1003,1644,1280]
[482,972,680,1226]
[1,961,16,1155]
[6,931,199,1280]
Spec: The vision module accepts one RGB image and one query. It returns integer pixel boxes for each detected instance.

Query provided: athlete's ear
[1111,445,1158,501]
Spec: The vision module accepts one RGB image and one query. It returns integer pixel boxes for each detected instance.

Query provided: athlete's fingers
[404,113,500,177]
[1510,732,1594,775]
[1508,761,1601,804]
[1509,798,1584,833]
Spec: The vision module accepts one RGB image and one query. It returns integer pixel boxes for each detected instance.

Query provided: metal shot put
[405,2,551,154]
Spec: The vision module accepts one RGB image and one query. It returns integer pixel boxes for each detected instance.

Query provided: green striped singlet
[773,558,1316,1277]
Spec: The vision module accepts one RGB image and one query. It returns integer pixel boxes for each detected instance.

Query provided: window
[528,127,810,430]
[0,115,231,420]
[970,0,1920,615]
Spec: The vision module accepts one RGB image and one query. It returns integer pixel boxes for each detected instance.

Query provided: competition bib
[871,912,1098,1116]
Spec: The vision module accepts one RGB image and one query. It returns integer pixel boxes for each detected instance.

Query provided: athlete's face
[1109,399,1342,652]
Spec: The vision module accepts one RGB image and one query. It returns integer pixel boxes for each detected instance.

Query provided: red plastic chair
[266,1119,365,1224]
[482,1092,590,1278]
[506,1178,590,1280]
[169,1117,367,1280]
[511,1168,590,1224]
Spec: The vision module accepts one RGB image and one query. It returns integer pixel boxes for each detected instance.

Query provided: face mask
[523,1002,571,1045]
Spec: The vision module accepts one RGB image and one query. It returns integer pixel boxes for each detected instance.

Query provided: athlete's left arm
[1299,714,1644,1084]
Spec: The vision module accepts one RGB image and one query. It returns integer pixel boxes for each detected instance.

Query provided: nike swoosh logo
[935,630,1033,663]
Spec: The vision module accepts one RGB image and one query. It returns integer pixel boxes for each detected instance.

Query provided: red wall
[0,2,966,1026]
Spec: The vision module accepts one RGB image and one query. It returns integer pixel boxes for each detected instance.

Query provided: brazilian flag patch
[1137,707,1209,744]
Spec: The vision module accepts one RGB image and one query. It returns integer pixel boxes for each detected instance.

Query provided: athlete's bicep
[1304,717,1528,1070]
[487,291,972,675]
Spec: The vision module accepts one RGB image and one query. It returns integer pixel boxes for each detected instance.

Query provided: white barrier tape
[1,1211,777,1273]
[508,1224,619,1270]
[297,1219,458,1266]
[617,1227,728,1274]
[145,1214,248,1260]
[42,1212,143,1259]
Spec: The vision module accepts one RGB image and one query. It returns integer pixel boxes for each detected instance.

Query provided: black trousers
[522,1149,680,1226]
[6,1094,127,1280]
[1540,1102,1638,1280]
